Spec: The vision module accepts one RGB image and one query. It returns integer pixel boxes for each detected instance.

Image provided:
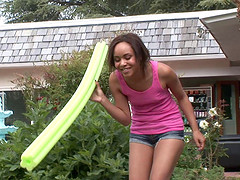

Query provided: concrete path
[224,172,240,179]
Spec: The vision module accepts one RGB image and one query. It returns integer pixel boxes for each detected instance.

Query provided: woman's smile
[114,42,138,77]
[121,67,131,74]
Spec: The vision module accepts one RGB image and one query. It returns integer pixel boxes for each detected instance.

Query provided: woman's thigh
[129,142,154,180]
[150,139,184,180]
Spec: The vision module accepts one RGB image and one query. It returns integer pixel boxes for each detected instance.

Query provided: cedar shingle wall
[0,17,222,64]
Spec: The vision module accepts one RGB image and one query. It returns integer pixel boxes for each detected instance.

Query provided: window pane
[221,84,232,120]
[5,91,27,125]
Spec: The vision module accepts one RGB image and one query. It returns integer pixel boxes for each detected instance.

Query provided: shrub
[1,47,129,179]
[173,106,227,179]
[199,106,227,169]
[12,48,111,115]
[0,98,129,179]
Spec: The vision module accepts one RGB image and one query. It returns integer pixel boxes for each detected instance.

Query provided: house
[0,8,239,135]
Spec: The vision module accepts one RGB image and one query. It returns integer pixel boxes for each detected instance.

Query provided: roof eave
[200,8,240,66]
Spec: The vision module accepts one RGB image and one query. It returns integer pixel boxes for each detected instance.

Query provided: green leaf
[87,169,104,176]
[9,164,19,171]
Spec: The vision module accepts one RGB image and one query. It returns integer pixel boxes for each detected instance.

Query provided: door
[216,81,240,135]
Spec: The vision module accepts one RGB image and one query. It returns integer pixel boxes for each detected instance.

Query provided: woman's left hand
[192,130,206,151]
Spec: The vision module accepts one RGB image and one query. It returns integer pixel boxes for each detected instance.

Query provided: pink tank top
[115,60,184,134]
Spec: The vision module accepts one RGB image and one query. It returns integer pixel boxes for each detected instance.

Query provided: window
[221,84,233,120]
[4,91,27,125]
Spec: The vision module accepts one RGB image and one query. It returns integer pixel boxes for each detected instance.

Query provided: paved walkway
[224,172,240,179]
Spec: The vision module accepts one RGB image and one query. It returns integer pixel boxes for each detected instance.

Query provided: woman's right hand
[90,81,105,103]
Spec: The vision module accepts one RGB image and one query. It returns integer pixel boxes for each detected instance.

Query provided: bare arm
[158,62,205,150]
[90,72,131,126]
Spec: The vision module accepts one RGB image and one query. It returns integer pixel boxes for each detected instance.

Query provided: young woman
[90,33,205,180]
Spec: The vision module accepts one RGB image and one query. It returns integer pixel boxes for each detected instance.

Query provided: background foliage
[1,0,237,23]
[172,106,227,180]
[0,99,129,179]
[1,47,129,179]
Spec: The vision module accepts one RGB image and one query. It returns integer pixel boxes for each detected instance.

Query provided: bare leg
[150,139,184,180]
[129,142,154,180]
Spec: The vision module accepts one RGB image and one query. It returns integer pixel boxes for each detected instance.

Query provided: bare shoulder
[156,61,183,92]
[109,71,128,105]
[157,61,176,79]
[109,71,118,84]
[109,71,121,91]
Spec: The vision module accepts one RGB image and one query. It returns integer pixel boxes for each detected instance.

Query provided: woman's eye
[114,57,120,62]
[124,55,132,60]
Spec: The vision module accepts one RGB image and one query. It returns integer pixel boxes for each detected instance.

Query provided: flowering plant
[174,105,227,179]
[199,106,227,169]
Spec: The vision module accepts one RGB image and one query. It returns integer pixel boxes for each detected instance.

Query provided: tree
[197,0,236,10]
[148,0,236,14]
[1,0,237,23]
[148,0,202,14]
[1,0,152,23]
[2,0,64,23]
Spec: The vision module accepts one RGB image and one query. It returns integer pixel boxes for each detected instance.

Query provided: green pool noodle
[20,41,108,171]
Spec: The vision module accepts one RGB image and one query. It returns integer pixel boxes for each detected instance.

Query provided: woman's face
[113,42,139,77]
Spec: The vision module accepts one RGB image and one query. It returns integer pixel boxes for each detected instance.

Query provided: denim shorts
[129,130,184,147]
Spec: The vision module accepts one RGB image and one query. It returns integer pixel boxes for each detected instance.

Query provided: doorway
[216,81,240,135]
